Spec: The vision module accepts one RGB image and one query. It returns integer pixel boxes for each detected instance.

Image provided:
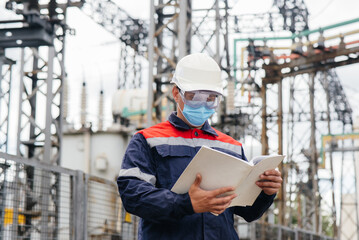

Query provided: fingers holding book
[256,169,282,196]
[189,173,237,215]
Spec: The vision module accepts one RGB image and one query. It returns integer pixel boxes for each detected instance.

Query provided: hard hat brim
[171,75,223,95]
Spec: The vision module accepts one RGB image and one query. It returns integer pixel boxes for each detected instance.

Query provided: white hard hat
[171,53,223,95]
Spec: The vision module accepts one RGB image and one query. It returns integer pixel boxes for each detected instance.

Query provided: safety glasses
[179,90,221,109]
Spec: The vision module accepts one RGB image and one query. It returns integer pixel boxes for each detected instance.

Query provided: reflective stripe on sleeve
[147,137,193,148]
[146,137,243,154]
[119,167,156,185]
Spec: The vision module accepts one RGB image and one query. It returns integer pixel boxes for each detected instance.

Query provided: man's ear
[172,85,179,102]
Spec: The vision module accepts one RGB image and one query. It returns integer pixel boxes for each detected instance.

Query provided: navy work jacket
[117,112,275,240]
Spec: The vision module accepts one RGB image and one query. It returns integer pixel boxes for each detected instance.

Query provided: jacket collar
[168,112,218,136]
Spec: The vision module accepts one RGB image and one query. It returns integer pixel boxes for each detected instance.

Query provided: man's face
[172,86,220,127]
[180,90,220,110]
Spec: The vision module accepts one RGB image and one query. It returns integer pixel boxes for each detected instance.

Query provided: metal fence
[0,152,336,240]
[0,152,139,240]
[236,221,337,240]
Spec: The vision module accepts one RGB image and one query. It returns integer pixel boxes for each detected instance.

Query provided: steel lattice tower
[0,0,81,238]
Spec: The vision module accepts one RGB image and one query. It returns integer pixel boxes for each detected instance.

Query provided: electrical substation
[1,0,359,239]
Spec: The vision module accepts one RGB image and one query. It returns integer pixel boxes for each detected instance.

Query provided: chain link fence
[1,152,336,240]
[0,152,139,240]
[236,221,337,240]
[0,153,74,240]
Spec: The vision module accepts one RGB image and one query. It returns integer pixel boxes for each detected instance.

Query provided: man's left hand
[256,169,282,196]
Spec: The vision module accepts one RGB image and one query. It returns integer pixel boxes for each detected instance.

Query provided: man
[117,53,282,240]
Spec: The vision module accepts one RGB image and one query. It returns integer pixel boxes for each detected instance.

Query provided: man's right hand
[188,173,237,215]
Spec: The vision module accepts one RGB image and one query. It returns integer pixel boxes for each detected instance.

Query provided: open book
[171,146,284,207]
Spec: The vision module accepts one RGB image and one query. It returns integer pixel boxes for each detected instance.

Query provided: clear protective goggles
[179,89,222,109]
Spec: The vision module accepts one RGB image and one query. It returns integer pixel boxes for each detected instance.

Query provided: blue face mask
[181,104,215,127]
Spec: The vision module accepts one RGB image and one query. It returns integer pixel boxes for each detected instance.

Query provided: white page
[171,146,253,194]
[230,155,285,207]
[251,155,268,165]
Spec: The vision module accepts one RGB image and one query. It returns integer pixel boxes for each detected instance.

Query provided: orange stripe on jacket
[137,121,242,146]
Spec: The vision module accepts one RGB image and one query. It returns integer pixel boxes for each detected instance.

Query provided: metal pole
[55,11,68,238]
[117,44,123,89]
[278,78,283,156]
[339,129,344,239]
[5,58,13,153]
[287,77,295,226]
[309,72,319,232]
[353,135,359,240]
[348,124,359,240]
[40,46,55,240]
[0,50,12,152]
[16,48,25,157]
[147,0,155,127]
[214,0,225,123]
[295,229,298,240]
[0,49,3,134]
[73,171,87,240]
[22,48,40,240]
[0,161,9,240]
[233,39,237,81]
[250,222,256,240]
[278,225,282,240]
[12,48,26,239]
[261,83,269,155]
[223,0,230,75]
[186,0,192,56]
[215,0,220,63]
[278,78,285,225]
[324,71,338,237]
[179,0,188,60]
[155,0,164,123]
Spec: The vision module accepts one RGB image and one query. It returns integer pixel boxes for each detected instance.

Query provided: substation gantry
[234,21,359,238]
